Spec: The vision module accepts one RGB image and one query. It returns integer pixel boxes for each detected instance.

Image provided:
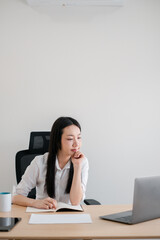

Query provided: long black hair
[45,116,81,198]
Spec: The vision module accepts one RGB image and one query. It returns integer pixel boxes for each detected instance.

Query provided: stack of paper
[29,213,92,224]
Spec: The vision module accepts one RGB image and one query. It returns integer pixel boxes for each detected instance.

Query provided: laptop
[100,176,160,224]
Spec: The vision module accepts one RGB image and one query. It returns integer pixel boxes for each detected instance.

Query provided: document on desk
[29,214,92,224]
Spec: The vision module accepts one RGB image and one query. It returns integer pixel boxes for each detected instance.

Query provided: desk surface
[0,204,160,239]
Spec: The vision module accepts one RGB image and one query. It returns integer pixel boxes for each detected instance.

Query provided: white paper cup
[0,192,11,212]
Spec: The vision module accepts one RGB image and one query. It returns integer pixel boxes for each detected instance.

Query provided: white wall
[0,0,160,204]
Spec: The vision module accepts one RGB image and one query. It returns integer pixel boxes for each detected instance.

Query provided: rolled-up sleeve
[81,157,89,201]
[14,157,39,197]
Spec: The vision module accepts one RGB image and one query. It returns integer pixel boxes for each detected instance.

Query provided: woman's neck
[57,151,70,169]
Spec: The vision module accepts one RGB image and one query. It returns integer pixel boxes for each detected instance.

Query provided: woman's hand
[32,197,57,209]
[71,151,84,168]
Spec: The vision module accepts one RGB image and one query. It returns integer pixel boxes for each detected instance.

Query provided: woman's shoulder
[82,156,89,168]
[33,152,48,167]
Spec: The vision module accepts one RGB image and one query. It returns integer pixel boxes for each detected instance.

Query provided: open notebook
[26,202,83,213]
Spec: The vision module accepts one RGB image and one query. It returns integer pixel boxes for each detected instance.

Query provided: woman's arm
[70,152,84,205]
[12,195,57,209]
[13,155,57,209]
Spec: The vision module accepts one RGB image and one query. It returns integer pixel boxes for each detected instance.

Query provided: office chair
[16,132,50,199]
[15,132,101,205]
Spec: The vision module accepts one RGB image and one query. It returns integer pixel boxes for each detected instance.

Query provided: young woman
[12,117,89,209]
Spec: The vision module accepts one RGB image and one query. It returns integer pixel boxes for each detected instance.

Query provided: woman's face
[60,125,82,157]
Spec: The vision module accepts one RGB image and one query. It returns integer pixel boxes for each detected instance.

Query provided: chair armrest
[84,199,101,205]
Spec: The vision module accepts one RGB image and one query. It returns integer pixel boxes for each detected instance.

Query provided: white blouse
[14,153,89,204]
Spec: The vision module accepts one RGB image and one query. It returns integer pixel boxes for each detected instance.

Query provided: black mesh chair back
[15,132,50,199]
[29,132,50,154]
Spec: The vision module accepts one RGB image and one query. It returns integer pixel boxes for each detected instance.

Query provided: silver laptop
[100,176,160,224]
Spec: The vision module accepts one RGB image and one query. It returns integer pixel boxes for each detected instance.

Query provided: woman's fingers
[45,198,57,209]
[34,198,57,209]
[73,151,84,159]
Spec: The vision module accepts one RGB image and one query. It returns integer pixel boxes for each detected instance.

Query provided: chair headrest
[29,132,50,154]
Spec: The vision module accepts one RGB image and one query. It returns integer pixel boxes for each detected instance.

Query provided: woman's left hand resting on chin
[71,151,84,168]
[12,195,57,209]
